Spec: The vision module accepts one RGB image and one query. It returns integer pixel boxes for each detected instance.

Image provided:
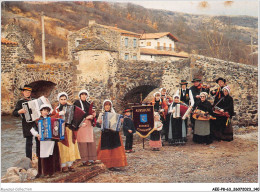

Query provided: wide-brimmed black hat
[19,85,32,91]
[180,80,188,85]
[215,77,226,83]
[191,78,201,83]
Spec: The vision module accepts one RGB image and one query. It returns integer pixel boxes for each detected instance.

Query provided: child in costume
[30,104,61,177]
[149,112,163,151]
[122,108,136,153]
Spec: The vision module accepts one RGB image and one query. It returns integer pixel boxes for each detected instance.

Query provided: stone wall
[1,47,257,126]
[191,55,258,126]
[72,49,119,111]
[1,24,34,62]
[112,58,191,112]
[1,43,19,114]
[1,62,77,115]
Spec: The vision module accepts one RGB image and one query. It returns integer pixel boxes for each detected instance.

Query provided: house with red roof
[139,32,188,61]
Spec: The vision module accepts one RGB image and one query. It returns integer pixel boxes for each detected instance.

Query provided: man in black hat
[180,80,194,106]
[189,78,202,131]
[12,85,38,160]
[189,78,202,105]
[180,80,194,136]
[210,77,226,105]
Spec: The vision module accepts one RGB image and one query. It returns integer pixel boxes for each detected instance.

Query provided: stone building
[139,32,188,61]
[68,20,140,61]
[1,24,257,127]
[1,24,34,62]
[139,32,179,51]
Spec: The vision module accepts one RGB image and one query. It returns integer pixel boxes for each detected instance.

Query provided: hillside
[1,1,258,65]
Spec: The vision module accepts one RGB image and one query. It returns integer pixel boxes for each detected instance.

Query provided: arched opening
[121,85,158,110]
[28,80,56,99]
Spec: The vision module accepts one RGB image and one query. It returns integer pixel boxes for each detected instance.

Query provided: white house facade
[139,32,178,52]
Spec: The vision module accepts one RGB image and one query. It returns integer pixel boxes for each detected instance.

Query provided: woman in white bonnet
[96,99,127,171]
[51,92,81,172]
[192,92,213,145]
[212,86,234,141]
[73,90,100,166]
[167,90,188,145]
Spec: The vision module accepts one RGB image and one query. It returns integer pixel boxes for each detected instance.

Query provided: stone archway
[28,80,56,100]
[119,85,158,112]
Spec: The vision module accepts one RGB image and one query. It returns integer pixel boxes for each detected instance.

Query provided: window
[147,42,151,46]
[133,39,137,48]
[169,44,172,51]
[133,54,137,60]
[125,38,128,47]
[163,43,166,50]
[125,53,129,60]
[157,42,160,50]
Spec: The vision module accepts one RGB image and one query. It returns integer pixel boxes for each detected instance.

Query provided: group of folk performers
[150,77,234,149]
[13,76,234,176]
[13,86,127,176]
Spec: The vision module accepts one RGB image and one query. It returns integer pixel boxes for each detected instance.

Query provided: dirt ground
[86,127,258,183]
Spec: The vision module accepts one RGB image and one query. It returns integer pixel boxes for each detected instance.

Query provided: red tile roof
[97,24,141,38]
[140,48,189,58]
[140,32,179,42]
[1,38,18,45]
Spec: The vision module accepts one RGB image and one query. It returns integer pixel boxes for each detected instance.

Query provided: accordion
[102,112,123,132]
[64,105,75,124]
[64,105,86,130]
[38,117,65,141]
[22,96,51,122]
[172,104,188,118]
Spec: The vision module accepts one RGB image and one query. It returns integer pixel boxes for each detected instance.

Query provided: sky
[119,0,259,17]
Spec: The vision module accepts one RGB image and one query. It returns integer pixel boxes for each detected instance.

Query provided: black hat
[19,85,32,91]
[180,80,188,85]
[191,78,201,83]
[215,77,226,83]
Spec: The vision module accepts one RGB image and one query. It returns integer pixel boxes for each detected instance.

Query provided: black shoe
[108,167,115,171]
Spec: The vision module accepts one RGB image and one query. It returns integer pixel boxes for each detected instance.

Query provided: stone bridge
[1,54,258,126]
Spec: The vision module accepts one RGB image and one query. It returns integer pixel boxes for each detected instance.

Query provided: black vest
[180,88,190,105]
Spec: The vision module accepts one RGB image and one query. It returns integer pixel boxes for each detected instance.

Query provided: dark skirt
[212,116,233,141]
[168,117,187,144]
[37,141,61,176]
[100,130,121,150]
[221,119,233,141]
[193,134,212,145]
[150,130,161,141]
[162,114,170,141]
[97,132,127,168]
